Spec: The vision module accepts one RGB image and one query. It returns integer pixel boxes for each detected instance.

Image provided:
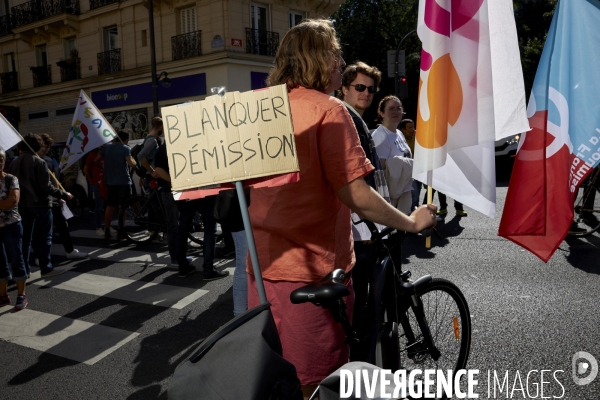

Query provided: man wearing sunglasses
[337,61,389,360]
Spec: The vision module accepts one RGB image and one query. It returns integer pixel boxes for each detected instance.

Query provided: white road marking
[29,271,209,309]
[0,306,139,365]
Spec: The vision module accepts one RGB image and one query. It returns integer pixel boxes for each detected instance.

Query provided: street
[1,183,599,400]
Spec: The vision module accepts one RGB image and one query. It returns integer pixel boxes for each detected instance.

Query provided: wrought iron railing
[0,14,13,36]
[11,0,79,28]
[57,58,80,82]
[245,28,279,57]
[0,71,18,93]
[31,65,52,87]
[97,48,121,75]
[171,30,202,61]
[89,0,120,10]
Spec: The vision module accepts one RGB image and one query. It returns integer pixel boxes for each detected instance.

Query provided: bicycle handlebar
[357,219,432,241]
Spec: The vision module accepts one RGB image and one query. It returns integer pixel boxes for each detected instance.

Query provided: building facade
[0,0,342,142]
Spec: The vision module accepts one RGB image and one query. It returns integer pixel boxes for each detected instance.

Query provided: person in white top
[372,96,413,214]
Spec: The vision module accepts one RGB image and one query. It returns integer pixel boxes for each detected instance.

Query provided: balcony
[31,65,52,87]
[0,14,13,37]
[0,71,19,93]
[97,49,121,75]
[245,28,279,57]
[11,0,79,29]
[89,0,120,11]
[56,58,80,82]
[171,30,202,61]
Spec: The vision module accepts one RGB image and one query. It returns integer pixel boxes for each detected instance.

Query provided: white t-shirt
[372,125,412,160]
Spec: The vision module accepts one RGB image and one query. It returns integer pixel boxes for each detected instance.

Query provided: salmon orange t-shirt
[248,87,374,283]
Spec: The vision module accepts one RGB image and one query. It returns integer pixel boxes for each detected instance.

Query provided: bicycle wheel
[568,183,600,236]
[120,196,160,244]
[188,211,205,245]
[398,278,471,376]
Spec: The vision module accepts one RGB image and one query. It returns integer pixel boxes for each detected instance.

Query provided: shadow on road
[7,265,220,387]
[563,234,600,275]
[126,289,233,398]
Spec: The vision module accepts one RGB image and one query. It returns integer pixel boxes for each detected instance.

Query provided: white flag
[0,112,21,151]
[59,90,117,171]
[413,0,529,217]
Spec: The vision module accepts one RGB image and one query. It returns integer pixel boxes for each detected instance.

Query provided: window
[36,45,48,67]
[251,4,269,31]
[28,110,49,121]
[289,11,304,28]
[103,26,119,51]
[63,37,77,59]
[4,53,16,72]
[141,30,147,47]
[55,107,76,117]
[181,7,197,34]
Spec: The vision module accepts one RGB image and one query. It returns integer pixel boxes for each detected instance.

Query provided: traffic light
[398,76,408,99]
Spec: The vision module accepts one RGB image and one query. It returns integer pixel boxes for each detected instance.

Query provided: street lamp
[148,0,162,117]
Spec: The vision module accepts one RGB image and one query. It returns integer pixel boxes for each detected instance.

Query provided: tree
[332,0,421,126]
[332,0,557,124]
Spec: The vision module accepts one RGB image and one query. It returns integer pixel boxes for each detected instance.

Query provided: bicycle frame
[133,189,168,232]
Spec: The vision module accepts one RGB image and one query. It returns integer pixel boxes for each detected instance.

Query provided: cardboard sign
[161,84,299,191]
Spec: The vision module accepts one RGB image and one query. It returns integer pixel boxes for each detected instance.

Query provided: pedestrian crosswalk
[0,227,237,368]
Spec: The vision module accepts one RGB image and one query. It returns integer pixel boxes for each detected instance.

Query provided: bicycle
[291,221,472,393]
[119,181,205,245]
[568,166,600,236]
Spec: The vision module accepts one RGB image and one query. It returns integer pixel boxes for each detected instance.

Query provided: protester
[175,196,229,280]
[0,148,28,310]
[399,119,421,211]
[8,134,73,277]
[337,61,389,360]
[372,96,413,214]
[137,116,162,184]
[423,188,467,217]
[151,143,193,273]
[247,19,437,397]
[98,129,137,240]
[38,134,87,259]
[84,147,114,236]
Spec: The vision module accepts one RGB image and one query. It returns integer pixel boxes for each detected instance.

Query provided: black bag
[213,188,250,232]
[168,303,303,400]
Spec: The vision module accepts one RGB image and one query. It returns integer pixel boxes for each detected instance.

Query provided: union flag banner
[0,113,21,151]
[59,90,117,171]
[413,0,529,217]
[499,0,600,262]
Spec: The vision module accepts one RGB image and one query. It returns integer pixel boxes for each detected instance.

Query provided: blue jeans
[20,207,54,275]
[176,197,216,271]
[0,221,27,282]
[160,191,179,261]
[232,230,248,316]
[89,184,104,229]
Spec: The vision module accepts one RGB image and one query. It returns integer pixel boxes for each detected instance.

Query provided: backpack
[131,136,157,177]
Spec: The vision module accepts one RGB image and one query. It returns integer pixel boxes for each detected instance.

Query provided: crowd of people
[1,18,441,397]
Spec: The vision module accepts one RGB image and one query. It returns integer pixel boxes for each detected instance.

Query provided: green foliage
[332,0,421,125]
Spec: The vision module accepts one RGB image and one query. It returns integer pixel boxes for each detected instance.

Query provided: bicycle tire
[398,278,472,379]
[120,196,161,244]
[568,183,600,236]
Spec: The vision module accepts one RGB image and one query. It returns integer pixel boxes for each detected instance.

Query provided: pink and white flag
[413,0,529,217]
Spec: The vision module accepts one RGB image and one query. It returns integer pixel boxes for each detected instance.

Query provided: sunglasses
[350,84,378,94]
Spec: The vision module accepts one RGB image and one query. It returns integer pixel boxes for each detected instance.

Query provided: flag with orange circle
[413,0,529,217]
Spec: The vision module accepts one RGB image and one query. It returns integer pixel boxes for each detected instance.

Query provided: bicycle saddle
[290,269,349,305]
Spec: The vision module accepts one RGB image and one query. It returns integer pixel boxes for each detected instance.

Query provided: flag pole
[426,170,433,248]
[18,133,66,192]
[211,86,268,304]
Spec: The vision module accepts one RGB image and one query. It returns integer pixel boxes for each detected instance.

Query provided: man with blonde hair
[247,19,437,395]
